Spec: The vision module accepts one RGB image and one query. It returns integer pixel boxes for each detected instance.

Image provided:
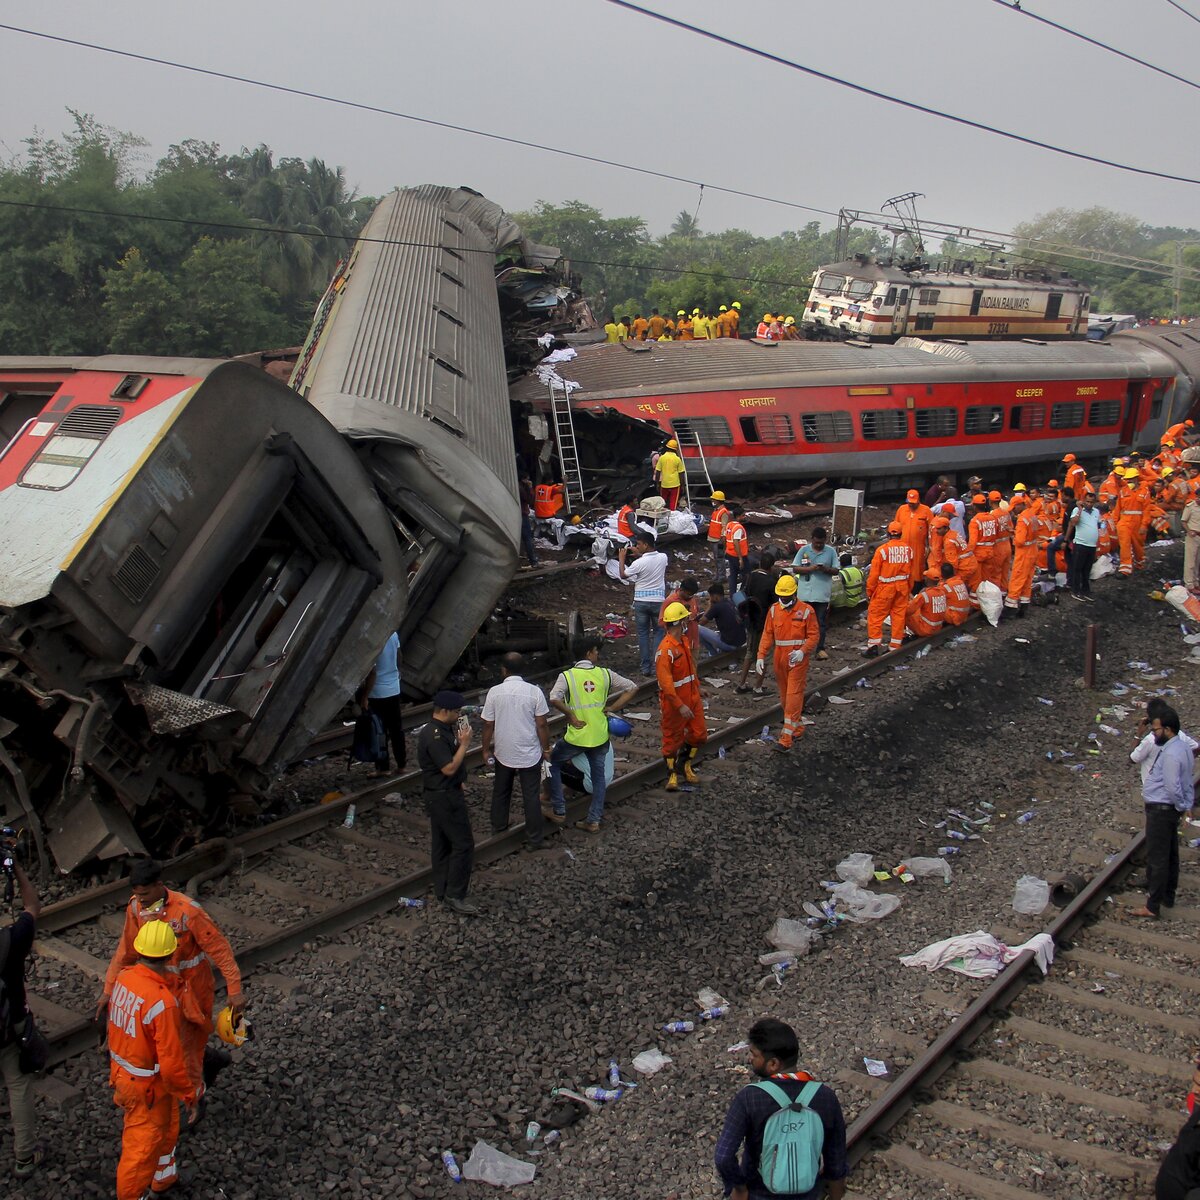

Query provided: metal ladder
[673,427,713,508]
[548,384,585,512]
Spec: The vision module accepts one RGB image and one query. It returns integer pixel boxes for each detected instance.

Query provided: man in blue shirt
[360,631,404,777]
[1066,490,1101,602]
[715,1018,848,1200]
[792,527,839,661]
[1130,706,1195,918]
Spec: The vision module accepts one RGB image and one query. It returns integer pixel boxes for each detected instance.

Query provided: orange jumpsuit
[677,318,694,340]
[1038,497,1063,544]
[1063,463,1088,499]
[924,528,946,582]
[1098,472,1122,504]
[1006,507,1039,609]
[757,598,820,748]
[1097,511,1117,557]
[108,963,199,1200]
[866,538,914,651]
[1165,420,1192,444]
[659,589,700,653]
[655,629,706,758]
[1115,485,1148,574]
[104,891,242,1092]
[968,510,1001,587]
[990,507,1013,590]
[942,528,981,593]
[894,503,933,586]
[905,584,946,637]
[943,575,974,625]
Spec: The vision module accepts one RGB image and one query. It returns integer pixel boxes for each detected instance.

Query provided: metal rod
[1084,622,1098,688]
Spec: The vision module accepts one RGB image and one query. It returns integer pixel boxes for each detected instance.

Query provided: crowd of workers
[602,306,813,343]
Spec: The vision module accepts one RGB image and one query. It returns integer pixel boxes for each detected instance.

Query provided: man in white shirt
[481,653,551,849]
[619,530,669,675]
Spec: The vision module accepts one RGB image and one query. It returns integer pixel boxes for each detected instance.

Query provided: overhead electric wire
[603,0,1200,187]
[1164,0,1200,27]
[0,22,840,223]
[988,0,1200,93]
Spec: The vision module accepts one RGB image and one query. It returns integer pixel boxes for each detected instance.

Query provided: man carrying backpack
[0,855,43,1178]
[715,1018,848,1199]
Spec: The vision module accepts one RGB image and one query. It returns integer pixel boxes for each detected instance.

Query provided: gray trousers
[0,1020,36,1159]
[1186,533,1200,591]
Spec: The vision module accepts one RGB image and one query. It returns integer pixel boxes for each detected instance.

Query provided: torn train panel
[0,357,403,870]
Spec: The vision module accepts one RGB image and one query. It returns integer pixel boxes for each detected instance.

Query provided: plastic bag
[828,880,901,922]
[632,1047,672,1075]
[1090,556,1115,581]
[766,917,816,955]
[697,987,728,1010]
[1166,585,1200,623]
[1012,875,1050,915]
[462,1140,537,1187]
[835,852,875,886]
[904,856,952,884]
[975,580,1003,627]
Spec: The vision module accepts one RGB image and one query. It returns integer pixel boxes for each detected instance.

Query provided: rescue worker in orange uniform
[967,495,1001,587]
[864,523,914,657]
[616,497,637,540]
[647,310,667,340]
[1099,458,1125,504]
[656,602,707,790]
[707,490,731,570]
[1097,498,1118,558]
[904,574,946,638]
[988,491,1013,590]
[941,562,974,626]
[1164,418,1195,446]
[894,490,933,587]
[1005,491,1039,616]
[107,920,201,1200]
[1061,453,1088,499]
[755,313,774,339]
[660,577,700,654]
[724,506,750,597]
[727,301,741,338]
[924,515,949,582]
[1116,467,1150,574]
[942,519,981,595]
[756,574,820,752]
[1037,484,1064,559]
[98,860,245,1101]
[676,311,693,340]
[1161,467,1190,531]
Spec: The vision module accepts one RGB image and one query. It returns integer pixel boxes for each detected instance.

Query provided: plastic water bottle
[1017,811,1035,824]
[441,1150,463,1182]
[718,746,727,759]
[699,1005,728,1020]
[342,804,356,829]
[397,897,425,909]
[544,1130,561,1147]
[663,1020,695,1033]
[946,830,967,841]
[525,1121,541,1144]
[937,846,960,856]
[584,1086,623,1101]
[1188,838,1200,849]
[608,1059,621,1086]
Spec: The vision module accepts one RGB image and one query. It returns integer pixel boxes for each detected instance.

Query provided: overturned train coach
[0,186,523,871]
[512,325,1200,485]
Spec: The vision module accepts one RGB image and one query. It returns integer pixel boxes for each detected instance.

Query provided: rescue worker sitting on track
[941,562,974,626]
[864,523,914,657]
[657,602,708,790]
[756,574,820,752]
[904,568,947,639]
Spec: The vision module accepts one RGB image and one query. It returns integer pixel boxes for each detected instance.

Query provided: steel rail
[845,824,1146,1162]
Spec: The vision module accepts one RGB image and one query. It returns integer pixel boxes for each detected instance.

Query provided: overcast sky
[2,0,1198,242]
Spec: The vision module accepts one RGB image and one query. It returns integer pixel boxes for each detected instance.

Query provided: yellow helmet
[1163,466,1175,475]
[216,1006,253,1047]
[692,307,700,315]
[710,490,726,501]
[719,304,728,311]
[1012,482,1027,492]
[133,920,178,959]
[763,313,774,321]
[784,316,795,325]
[677,310,686,317]
[775,574,798,597]
[1112,457,1124,467]
[570,514,582,525]
[1123,467,1140,479]
[732,301,741,309]
[662,601,691,624]
[666,438,678,450]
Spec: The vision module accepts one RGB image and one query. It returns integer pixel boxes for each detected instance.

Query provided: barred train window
[802,411,854,443]
[1050,402,1085,429]
[964,406,1004,435]
[914,408,958,438]
[669,416,733,446]
[1088,399,1121,427]
[861,409,908,441]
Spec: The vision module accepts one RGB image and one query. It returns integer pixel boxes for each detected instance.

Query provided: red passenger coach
[512,332,1200,486]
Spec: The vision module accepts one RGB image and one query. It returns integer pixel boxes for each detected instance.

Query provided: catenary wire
[602,0,1200,186]
[988,0,1200,93]
[1163,0,1200,27]
[0,22,841,223]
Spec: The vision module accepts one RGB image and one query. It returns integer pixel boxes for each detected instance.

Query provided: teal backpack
[753,1079,824,1195]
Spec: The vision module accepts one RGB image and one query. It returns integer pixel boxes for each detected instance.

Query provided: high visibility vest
[832,566,865,608]
[708,505,730,541]
[534,484,565,518]
[724,520,748,558]
[563,666,611,748]
[617,505,634,538]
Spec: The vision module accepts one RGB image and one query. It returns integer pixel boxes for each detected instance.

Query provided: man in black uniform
[417,690,478,915]
[1,855,43,1177]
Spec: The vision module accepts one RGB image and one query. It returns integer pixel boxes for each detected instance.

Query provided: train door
[891,288,909,336]
[1045,293,1063,322]
[1121,380,1147,446]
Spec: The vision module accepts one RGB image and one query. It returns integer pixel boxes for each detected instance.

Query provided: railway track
[25,622,981,1073]
[842,806,1197,1197]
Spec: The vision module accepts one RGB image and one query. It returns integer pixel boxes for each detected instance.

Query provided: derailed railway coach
[512,326,1200,486]
[0,357,404,870]
[0,186,532,872]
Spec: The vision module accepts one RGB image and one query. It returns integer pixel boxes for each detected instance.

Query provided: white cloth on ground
[899,929,1055,978]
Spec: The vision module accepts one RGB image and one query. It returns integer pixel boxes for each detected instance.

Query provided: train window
[1088,399,1121,427]
[1045,293,1063,320]
[801,411,854,443]
[964,405,1004,435]
[1011,404,1045,432]
[914,314,936,332]
[884,288,897,306]
[19,404,123,491]
[669,416,733,446]
[1050,402,1085,429]
[1151,386,1165,418]
[969,290,983,317]
[846,279,874,300]
[914,408,958,438]
[815,273,846,296]
[861,409,908,440]
[740,414,795,444]
[918,289,940,306]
